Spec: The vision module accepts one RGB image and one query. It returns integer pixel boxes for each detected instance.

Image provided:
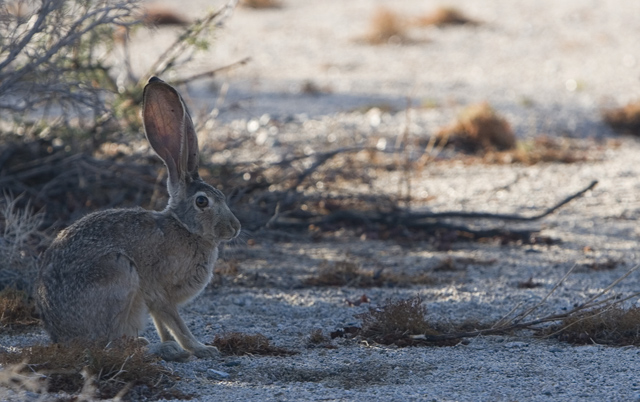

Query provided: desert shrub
[0,0,138,124]
[0,0,227,141]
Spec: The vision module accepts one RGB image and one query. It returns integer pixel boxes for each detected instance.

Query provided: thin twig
[170,57,251,86]
[511,263,577,324]
[576,264,640,309]
[143,0,238,81]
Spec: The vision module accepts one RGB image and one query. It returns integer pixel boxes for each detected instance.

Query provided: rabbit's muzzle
[217,212,241,240]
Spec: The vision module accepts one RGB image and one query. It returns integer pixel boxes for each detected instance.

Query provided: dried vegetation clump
[517,277,543,289]
[308,329,329,344]
[362,5,477,45]
[436,103,593,164]
[603,101,640,135]
[303,260,435,288]
[212,332,297,356]
[483,136,592,165]
[546,306,640,346]
[416,6,477,26]
[356,297,458,346]
[362,7,409,45]
[141,6,191,26]
[0,339,186,400]
[437,102,516,153]
[307,329,335,349]
[240,0,282,9]
[0,288,39,332]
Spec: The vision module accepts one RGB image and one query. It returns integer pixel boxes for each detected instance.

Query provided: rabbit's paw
[192,344,220,359]
[149,341,191,362]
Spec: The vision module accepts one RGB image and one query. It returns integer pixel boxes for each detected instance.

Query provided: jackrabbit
[36,77,240,361]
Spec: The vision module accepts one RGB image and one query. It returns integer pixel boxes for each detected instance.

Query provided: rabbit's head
[142,77,240,242]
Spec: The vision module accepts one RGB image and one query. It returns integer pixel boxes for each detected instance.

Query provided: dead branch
[269,180,596,239]
[0,141,161,228]
[408,180,598,221]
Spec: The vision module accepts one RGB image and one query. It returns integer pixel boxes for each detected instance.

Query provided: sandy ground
[4,0,640,401]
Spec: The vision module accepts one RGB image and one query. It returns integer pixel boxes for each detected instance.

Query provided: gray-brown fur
[36,77,240,361]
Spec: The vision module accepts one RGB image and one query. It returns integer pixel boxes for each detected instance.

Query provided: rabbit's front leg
[148,313,193,361]
[150,306,219,359]
[151,314,173,342]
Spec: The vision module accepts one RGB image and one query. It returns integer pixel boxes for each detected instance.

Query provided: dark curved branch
[271,180,598,231]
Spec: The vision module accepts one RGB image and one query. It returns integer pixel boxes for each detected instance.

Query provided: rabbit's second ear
[183,109,200,176]
[143,77,192,190]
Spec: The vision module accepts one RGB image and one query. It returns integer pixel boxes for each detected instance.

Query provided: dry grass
[545,306,640,346]
[436,102,516,153]
[303,260,435,288]
[356,297,458,347]
[0,288,39,332]
[307,329,336,349]
[435,107,592,164]
[416,6,477,26]
[603,101,640,135]
[308,329,329,345]
[482,136,591,165]
[240,0,282,9]
[362,7,408,45]
[0,339,186,400]
[0,194,46,274]
[211,332,297,356]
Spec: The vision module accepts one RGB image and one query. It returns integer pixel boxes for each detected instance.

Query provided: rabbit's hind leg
[58,252,146,342]
[100,253,148,340]
[38,252,146,343]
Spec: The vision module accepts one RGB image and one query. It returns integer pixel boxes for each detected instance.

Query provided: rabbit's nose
[230,218,241,238]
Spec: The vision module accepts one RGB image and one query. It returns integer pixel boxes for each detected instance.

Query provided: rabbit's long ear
[142,77,199,195]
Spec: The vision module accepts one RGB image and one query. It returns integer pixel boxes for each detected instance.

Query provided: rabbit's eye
[195,195,209,208]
